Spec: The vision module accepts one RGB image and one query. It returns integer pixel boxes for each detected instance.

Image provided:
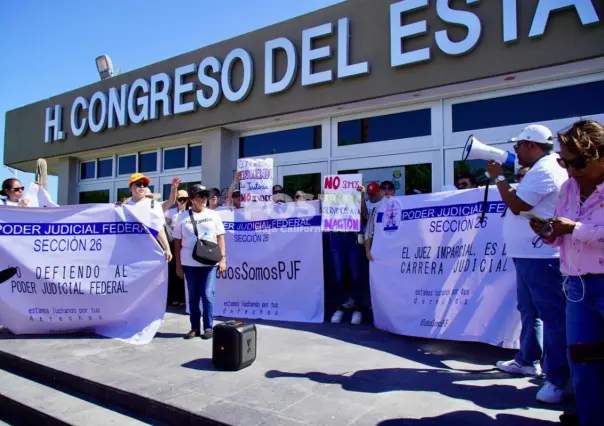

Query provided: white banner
[370,188,521,349]
[216,201,324,323]
[237,158,274,206]
[0,204,168,345]
[321,174,362,232]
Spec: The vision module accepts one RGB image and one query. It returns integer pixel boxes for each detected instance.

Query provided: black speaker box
[212,321,257,371]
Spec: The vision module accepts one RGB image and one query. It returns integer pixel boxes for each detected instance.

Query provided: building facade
[4,0,604,204]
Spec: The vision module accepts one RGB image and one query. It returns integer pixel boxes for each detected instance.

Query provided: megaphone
[462,134,516,166]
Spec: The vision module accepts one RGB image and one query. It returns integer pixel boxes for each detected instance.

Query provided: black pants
[167,240,185,304]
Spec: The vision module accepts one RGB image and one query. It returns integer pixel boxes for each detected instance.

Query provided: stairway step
[0,369,151,426]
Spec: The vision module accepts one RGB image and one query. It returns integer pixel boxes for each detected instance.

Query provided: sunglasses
[295,195,303,200]
[177,197,188,203]
[457,182,469,188]
[10,186,25,192]
[273,190,284,194]
[134,181,148,188]
[381,186,395,191]
[557,156,589,170]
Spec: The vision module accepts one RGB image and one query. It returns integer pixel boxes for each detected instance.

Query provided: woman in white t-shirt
[165,189,189,226]
[1,178,30,207]
[172,184,226,340]
[123,173,172,262]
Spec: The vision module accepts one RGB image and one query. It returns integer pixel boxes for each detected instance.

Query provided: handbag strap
[188,209,199,239]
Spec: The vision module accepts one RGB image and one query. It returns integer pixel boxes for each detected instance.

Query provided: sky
[0,0,346,200]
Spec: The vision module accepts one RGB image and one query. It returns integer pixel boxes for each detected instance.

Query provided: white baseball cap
[511,124,554,144]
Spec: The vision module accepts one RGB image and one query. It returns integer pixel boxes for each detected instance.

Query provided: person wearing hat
[224,172,243,209]
[124,173,172,262]
[486,124,570,404]
[172,184,226,340]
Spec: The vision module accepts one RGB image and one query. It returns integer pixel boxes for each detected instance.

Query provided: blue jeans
[513,258,569,388]
[329,232,363,305]
[566,274,604,426]
[183,266,217,332]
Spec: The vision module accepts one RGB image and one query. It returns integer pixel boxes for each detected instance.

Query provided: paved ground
[0,311,565,425]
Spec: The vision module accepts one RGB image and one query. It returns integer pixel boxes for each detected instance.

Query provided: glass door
[158,172,202,205]
[444,141,517,188]
[276,162,328,201]
[331,150,441,195]
[76,182,113,204]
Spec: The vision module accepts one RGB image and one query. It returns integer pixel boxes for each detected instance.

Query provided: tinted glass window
[162,181,200,204]
[340,164,432,195]
[454,160,515,187]
[283,173,321,200]
[338,109,431,146]
[79,190,109,204]
[164,148,186,170]
[98,159,113,178]
[139,152,157,173]
[239,126,322,158]
[118,155,137,175]
[80,162,96,180]
[452,80,604,132]
[188,145,202,168]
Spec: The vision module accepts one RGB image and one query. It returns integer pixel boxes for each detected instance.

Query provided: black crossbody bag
[189,209,222,265]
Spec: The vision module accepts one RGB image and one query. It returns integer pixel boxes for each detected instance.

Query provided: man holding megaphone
[485,124,571,404]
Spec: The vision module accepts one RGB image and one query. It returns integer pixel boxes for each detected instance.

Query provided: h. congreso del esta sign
[44,0,600,144]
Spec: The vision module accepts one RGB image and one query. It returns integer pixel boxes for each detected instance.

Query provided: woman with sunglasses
[173,184,227,340]
[530,119,604,426]
[1,178,30,207]
[124,173,172,263]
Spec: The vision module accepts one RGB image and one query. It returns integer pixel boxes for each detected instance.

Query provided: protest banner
[321,174,362,232]
[216,201,324,323]
[237,158,274,206]
[0,203,168,345]
[369,188,521,349]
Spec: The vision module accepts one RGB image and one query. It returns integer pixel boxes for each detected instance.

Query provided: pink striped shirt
[551,179,604,276]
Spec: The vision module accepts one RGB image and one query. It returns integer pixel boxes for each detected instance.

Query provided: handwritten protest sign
[321,174,362,232]
[237,158,274,206]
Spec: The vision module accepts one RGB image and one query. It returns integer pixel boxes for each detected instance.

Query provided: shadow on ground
[264,367,561,412]
[377,410,558,425]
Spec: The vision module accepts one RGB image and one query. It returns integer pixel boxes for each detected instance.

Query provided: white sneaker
[496,359,543,377]
[342,297,356,309]
[331,310,344,324]
[351,311,362,325]
[536,381,565,404]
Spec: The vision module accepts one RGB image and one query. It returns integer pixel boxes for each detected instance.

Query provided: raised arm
[162,177,181,211]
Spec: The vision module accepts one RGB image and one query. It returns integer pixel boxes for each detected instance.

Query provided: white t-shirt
[1,199,20,206]
[172,208,226,267]
[125,198,166,234]
[164,207,185,225]
[503,153,568,258]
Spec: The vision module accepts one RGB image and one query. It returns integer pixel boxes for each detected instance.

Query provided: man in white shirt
[487,124,570,404]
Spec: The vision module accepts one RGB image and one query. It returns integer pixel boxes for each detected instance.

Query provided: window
[118,155,137,176]
[79,190,109,204]
[188,145,202,168]
[454,160,515,187]
[164,147,186,170]
[80,161,96,180]
[98,158,113,179]
[283,174,321,200]
[338,109,431,146]
[339,164,432,195]
[452,80,604,132]
[239,126,322,158]
[162,181,200,203]
[139,152,158,173]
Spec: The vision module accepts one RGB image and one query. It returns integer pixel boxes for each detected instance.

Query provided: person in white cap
[487,124,570,404]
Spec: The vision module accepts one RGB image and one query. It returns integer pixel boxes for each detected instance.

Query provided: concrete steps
[0,369,151,426]
[0,350,228,426]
